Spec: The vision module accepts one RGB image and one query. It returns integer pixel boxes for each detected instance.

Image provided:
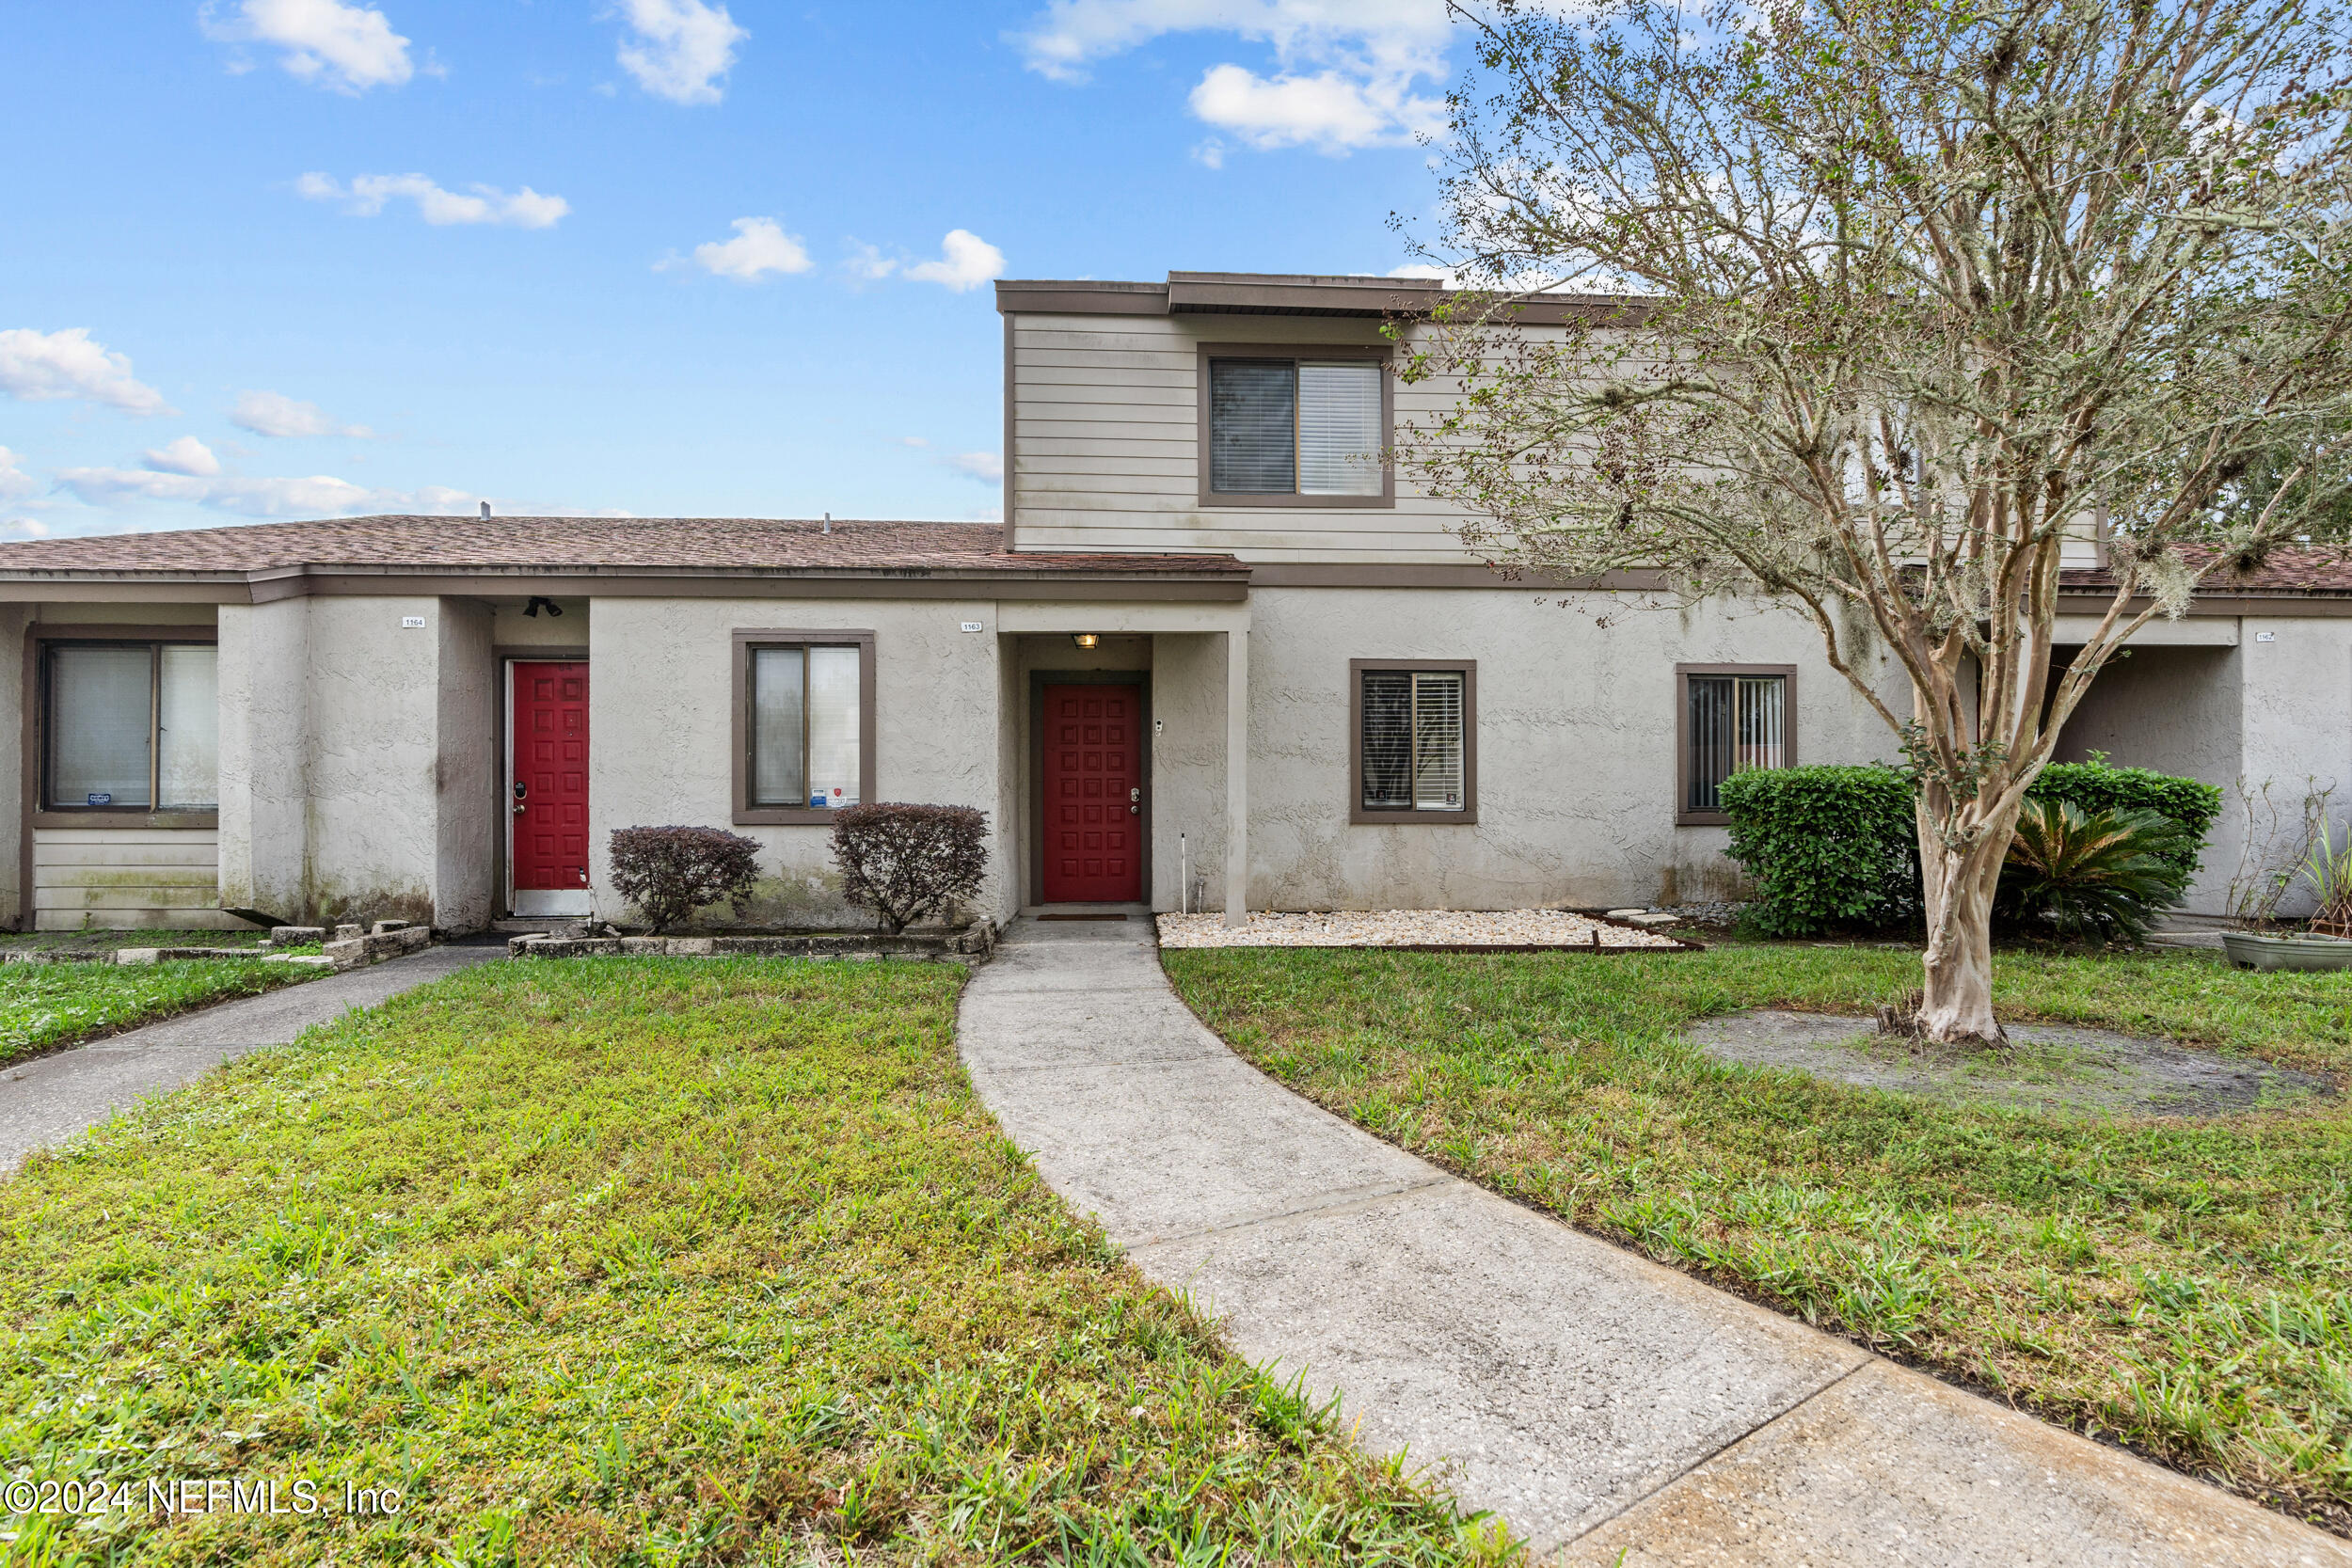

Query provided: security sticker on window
[87,792,112,806]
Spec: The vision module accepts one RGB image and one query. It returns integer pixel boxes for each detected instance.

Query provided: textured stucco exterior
[586,595,1010,927]
[2052,620,2352,915]
[2,579,2345,933]
[216,596,497,928]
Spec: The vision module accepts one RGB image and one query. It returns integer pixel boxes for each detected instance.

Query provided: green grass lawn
[0,958,1509,1566]
[1162,943,2352,1535]
[0,956,319,1068]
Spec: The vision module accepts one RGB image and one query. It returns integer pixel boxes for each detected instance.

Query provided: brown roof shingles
[2061,543,2352,598]
[0,515,1249,578]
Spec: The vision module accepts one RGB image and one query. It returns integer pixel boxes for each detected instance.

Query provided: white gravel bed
[1154,909,1684,950]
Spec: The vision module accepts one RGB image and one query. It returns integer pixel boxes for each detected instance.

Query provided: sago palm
[2001,801,2193,944]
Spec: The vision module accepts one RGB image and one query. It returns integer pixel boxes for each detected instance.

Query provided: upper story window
[1200,345,1393,508]
[43,641,218,812]
[733,630,876,825]
[1351,660,1477,824]
[1677,664,1794,825]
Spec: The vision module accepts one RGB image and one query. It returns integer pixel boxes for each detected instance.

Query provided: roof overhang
[0,563,1253,607]
[995,273,1648,326]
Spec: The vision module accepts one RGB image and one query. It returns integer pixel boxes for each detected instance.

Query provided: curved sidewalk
[0,944,507,1176]
[957,913,2350,1566]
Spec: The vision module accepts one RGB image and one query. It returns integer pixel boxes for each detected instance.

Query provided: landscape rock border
[508,918,1001,966]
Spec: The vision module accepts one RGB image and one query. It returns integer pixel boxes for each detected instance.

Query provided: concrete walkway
[957,913,2351,1567]
[1,945,506,1175]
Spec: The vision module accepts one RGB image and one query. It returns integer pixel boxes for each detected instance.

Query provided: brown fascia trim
[0,567,1252,606]
[996,273,1652,325]
[995,280,1170,317]
[1250,563,1677,591]
[2056,591,2352,618]
[730,628,879,828]
[1196,342,1397,511]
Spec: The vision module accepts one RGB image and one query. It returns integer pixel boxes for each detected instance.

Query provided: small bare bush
[830,804,989,934]
[609,826,763,933]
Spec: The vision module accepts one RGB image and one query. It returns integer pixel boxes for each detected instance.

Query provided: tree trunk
[1915,806,2015,1049]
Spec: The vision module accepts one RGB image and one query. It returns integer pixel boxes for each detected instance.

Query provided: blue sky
[1,1,1464,539]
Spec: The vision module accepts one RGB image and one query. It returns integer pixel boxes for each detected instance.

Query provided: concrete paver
[0,944,506,1174]
[957,912,2352,1564]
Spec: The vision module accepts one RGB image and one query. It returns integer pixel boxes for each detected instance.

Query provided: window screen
[1209,356,1385,497]
[45,642,219,811]
[1360,669,1467,812]
[1209,359,1296,494]
[1686,673,1788,813]
[748,643,863,810]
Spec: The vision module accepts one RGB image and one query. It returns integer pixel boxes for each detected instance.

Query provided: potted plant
[2220,780,2352,972]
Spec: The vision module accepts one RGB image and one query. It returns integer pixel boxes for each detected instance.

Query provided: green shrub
[1720,756,2220,938]
[1997,800,2195,942]
[2025,759,2221,887]
[1718,765,1917,935]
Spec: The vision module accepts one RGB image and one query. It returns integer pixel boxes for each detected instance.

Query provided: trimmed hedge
[2024,762,2221,885]
[1717,766,1917,936]
[1719,759,2221,936]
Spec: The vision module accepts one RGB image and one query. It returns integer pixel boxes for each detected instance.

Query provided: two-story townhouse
[0,271,2344,931]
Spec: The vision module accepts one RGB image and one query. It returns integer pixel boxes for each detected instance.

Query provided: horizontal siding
[32,826,231,931]
[1010,312,1490,561]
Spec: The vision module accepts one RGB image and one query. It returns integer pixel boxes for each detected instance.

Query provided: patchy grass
[1162,942,2352,1535]
[0,958,318,1068]
[0,958,1510,1566]
[0,928,279,956]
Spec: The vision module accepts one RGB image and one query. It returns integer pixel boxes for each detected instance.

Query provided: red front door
[512,661,590,899]
[1041,684,1143,903]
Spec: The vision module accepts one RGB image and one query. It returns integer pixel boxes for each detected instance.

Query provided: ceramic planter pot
[2221,929,2352,972]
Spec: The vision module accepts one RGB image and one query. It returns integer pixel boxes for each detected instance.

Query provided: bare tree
[1397,0,2352,1043]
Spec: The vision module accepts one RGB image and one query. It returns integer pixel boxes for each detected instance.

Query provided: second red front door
[512,661,590,905]
[1041,683,1142,903]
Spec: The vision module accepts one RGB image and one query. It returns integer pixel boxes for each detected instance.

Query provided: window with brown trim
[1350,659,1476,824]
[1676,663,1795,825]
[1197,343,1394,509]
[732,630,877,826]
[40,640,219,812]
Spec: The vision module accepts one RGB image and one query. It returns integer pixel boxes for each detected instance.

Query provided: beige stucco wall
[217,595,497,928]
[1219,586,1901,911]
[586,596,1011,927]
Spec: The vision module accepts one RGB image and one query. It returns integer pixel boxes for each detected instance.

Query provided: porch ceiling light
[1072,632,1101,650]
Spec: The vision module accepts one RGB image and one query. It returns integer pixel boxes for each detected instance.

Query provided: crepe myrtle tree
[1394,0,2352,1044]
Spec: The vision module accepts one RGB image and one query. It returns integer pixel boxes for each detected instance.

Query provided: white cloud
[0,328,171,416]
[1,518,51,539]
[230,389,373,438]
[898,436,931,448]
[201,0,415,93]
[142,436,222,478]
[904,230,1008,292]
[948,451,1005,483]
[1189,62,1442,151]
[0,448,33,501]
[296,172,569,228]
[56,465,478,519]
[1015,0,1454,153]
[613,0,747,105]
[687,217,813,281]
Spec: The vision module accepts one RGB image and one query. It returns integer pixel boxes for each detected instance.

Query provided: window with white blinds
[1208,356,1385,498]
[1359,667,1470,814]
[44,641,219,811]
[1683,673,1788,814]
[748,643,864,810]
